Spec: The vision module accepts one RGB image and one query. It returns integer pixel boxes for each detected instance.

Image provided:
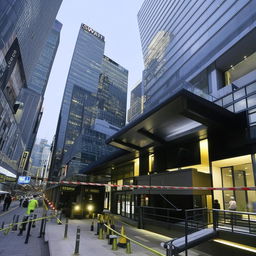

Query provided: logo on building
[19,151,29,169]
[81,24,105,41]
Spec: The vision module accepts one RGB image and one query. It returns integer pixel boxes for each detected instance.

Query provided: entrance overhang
[107,89,247,151]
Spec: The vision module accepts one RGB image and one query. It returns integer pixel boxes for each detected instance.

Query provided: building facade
[0,1,62,184]
[29,138,51,182]
[127,81,144,122]
[47,0,256,219]
[138,0,256,110]
[50,24,128,178]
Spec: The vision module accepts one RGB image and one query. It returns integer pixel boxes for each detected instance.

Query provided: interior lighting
[213,239,256,253]
[87,204,94,212]
[74,205,80,211]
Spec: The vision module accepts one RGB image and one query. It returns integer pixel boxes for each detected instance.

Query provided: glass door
[234,170,248,211]
[221,167,248,211]
[222,167,234,210]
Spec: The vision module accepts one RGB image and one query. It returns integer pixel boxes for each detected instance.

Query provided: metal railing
[213,209,256,235]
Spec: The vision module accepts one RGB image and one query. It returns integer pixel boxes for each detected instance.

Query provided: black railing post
[64,217,68,238]
[42,215,47,237]
[24,217,33,244]
[185,210,188,256]
[138,207,143,229]
[74,226,80,255]
[231,212,234,232]
[38,218,45,238]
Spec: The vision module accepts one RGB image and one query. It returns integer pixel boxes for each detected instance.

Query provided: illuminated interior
[225,51,256,85]
[212,155,256,211]
[167,139,210,173]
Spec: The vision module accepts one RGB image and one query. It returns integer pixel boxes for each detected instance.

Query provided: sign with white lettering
[81,24,105,41]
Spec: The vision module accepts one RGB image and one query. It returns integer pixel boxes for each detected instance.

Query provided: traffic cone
[118,225,127,248]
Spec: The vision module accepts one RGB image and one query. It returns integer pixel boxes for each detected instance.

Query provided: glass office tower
[136,0,256,211]
[0,0,63,81]
[0,1,62,179]
[27,20,62,95]
[128,81,144,122]
[51,24,128,177]
[138,0,256,109]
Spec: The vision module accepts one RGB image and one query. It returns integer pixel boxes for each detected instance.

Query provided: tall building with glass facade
[128,81,144,122]
[51,24,128,178]
[138,0,256,110]
[0,1,62,182]
[133,0,256,212]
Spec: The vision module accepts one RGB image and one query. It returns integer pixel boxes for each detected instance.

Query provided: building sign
[85,188,100,193]
[81,24,105,41]
[61,186,75,191]
[0,38,24,90]
[19,151,29,169]
[17,176,31,184]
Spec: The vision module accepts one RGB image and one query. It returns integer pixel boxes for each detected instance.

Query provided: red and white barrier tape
[47,180,256,191]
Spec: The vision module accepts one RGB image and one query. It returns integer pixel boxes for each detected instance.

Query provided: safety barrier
[47,180,256,191]
[104,223,165,256]
[0,214,61,234]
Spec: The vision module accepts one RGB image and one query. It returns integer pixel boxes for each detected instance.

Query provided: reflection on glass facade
[0,0,63,81]
[27,20,62,95]
[0,0,62,179]
[138,0,256,110]
[53,24,128,176]
[128,81,144,122]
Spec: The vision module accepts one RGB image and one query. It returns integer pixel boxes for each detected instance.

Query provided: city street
[0,201,49,256]
[1,1,256,255]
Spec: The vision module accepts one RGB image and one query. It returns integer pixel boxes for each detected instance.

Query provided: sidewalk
[45,218,169,256]
[0,207,49,256]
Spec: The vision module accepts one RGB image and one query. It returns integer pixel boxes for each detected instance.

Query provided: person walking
[19,196,24,207]
[228,196,237,211]
[228,196,237,225]
[18,195,38,236]
[3,194,12,211]
[213,199,220,228]
[26,195,38,215]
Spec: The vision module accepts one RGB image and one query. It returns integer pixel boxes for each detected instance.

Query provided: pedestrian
[19,196,24,207]
[26,195,38,215]
[228,196,237,225]
[213,199,220,209]
[3,193,12,211]
[213,199,220,228]
[228,196,237,211]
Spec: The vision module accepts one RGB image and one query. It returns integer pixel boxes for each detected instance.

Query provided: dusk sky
[37,0,145,143]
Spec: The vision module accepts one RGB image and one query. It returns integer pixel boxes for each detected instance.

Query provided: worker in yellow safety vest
[26,195,38,215]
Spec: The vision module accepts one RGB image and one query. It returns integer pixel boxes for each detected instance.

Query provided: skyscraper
[138,0,256,110]
[128,81,144,122]
[0,1,62,181]
[51,24,128,178]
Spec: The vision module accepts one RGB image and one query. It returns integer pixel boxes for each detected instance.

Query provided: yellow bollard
[4,224,11,235]
[118,225,127,248]
[112,236,118,251]
[98,225,104,239]
[126,240,132,254]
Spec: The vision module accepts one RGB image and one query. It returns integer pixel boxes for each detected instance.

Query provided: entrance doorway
[221,166,248,211]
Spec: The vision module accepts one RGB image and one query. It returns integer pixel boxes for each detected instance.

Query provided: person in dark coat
[3,194,12,211]
[213,199,220,228]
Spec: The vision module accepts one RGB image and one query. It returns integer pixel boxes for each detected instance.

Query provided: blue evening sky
[37,0,145,143]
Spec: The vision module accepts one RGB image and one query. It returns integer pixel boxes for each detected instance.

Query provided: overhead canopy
[0,166,17,178]
[107,89,247,151]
